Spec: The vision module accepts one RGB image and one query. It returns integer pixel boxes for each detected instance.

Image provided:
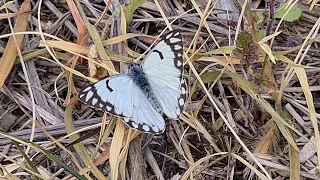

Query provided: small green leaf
[199,71,221,84]
[190,71,221,97]
[126,0,147,23]
[0,1,14,11]
[275,3,302,22]
[253,12,265,25]
[273,53,309,68]
[258,29,266,41]
[198,46,235,55]
[259,42,276,63]
[259,31,281,43]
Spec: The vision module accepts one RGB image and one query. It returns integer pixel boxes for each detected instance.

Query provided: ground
[0,0,319,179]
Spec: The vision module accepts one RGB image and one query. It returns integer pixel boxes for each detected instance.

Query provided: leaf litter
[0,0,319,179]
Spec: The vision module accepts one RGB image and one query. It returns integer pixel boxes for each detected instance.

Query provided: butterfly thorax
[128,63,163,113]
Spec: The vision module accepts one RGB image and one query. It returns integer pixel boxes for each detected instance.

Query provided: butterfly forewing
[78,74,165,134]
[142,30,187,119]
[79,74,132,117]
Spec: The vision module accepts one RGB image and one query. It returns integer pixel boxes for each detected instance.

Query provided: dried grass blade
[72,0,115,75]
[90,131,140,169]
[110,118,125,180]
[294,66,320,174]
[154,0,172,30]
[258,42,276,64]
[181,152,267,180]
[66,0,87,44]
[63,0,88,106]
[119,141,129,180]
[224,71,300,150]
[254,120,279,153]
[181,113,221,153]
[145,147,165,180]
[93,116,116,160]
[0,0,30,87]
[103,33,152,46]
[0,1,14,11]
[232,154,268,180]
[11,140,40,179]
[289,143,300,179]
[187,58,271,178]
[88,24,116,74]
[64,104,105,179]
[0,130,84,179]
[0,13,17,19]
[119,130,135,180]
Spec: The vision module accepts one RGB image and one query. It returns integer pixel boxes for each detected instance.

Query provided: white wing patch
[142,30,187,119]
[78,74,165,134]
[174,45,182,50]
[170,38,181,43]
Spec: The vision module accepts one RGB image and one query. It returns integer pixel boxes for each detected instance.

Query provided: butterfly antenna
[132,43,139,63]
[132,29,145,63]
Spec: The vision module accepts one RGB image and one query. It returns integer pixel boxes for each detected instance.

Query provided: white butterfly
[78,30,187,134]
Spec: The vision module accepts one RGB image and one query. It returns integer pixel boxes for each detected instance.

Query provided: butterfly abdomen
[129,63,163,113]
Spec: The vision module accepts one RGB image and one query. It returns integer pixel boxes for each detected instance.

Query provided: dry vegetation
[0,0,320,179]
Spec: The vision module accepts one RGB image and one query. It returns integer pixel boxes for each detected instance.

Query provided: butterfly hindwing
[123,83,165,134]
[142,30,186,119]
[78,74,165,134]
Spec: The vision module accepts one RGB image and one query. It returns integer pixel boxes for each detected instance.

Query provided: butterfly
[78,30,187,134]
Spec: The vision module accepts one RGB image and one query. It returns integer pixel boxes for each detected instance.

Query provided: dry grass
[0,0,320,179]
